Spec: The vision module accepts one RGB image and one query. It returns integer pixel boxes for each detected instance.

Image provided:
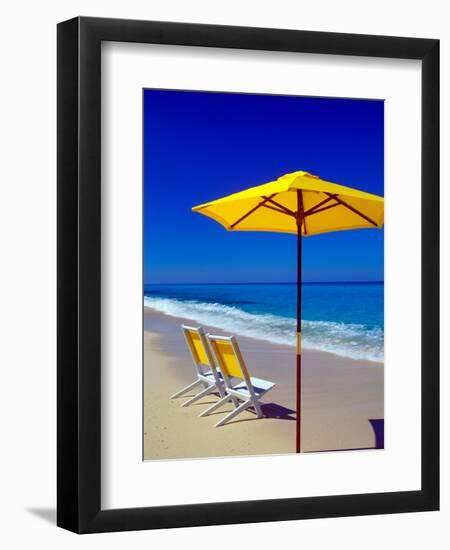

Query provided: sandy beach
[143,307,384,460]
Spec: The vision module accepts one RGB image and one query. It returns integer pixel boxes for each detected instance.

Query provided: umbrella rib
[303,194,338,216]
[304,202,340,217]
[261,203,295,216]
[229,193,277,229]
[262,196,296,217]
[325,192,378,227]
[228,190,378,230]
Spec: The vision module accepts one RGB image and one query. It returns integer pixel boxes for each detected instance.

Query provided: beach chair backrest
[208,335,250,384]
[182,325,216,376]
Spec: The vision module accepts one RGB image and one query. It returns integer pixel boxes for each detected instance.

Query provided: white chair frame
[170,325,226,410]
[203,334,275,427]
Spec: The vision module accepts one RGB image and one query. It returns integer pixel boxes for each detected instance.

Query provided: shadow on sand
[369,418,384,449]
[261,402,296,420]
[175,390,295,420]
[202,402,296,425]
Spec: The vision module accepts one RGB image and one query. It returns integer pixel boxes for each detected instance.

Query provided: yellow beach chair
[170,325,226,409]
[204,334,275,427]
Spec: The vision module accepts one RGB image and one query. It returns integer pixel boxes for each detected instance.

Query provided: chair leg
[231,396,239,407]
[170,379,202,399]
[181,384,215,407]
[199,394,232,417]
[215,399,251,427]
[254,400,263,418]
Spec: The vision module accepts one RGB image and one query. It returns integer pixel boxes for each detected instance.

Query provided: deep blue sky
[143,89,384,284]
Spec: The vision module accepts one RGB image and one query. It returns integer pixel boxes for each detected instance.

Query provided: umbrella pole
[296,193,303,454]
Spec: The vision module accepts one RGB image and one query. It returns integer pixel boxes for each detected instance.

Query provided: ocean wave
[144,296,384,362]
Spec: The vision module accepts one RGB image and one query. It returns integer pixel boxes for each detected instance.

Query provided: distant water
[144,283,384,362]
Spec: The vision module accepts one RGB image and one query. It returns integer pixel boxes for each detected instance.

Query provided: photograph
[1,1,441,541]
[143,89,385,460]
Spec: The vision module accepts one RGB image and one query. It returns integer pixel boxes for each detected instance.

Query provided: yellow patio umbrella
[192,170,384,453]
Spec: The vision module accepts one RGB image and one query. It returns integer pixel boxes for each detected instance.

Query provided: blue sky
[143,89,384,284]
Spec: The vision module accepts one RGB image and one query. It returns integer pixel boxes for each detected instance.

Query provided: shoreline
[143,307,384,460]
[143,295,384,365]
[143,304,383,367]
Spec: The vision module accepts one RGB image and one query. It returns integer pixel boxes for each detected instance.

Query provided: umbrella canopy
[192,170,384,453]
[192,171,384,235]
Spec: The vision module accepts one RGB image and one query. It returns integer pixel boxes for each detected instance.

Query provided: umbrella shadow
[369,418,384,449]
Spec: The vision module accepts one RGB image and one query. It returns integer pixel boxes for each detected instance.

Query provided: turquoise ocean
[143,282,384,362]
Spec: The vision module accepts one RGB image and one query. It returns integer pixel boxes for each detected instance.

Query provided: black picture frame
[57,16,439,533]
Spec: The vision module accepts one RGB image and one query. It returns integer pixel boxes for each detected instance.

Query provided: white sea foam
[144,296,384,363]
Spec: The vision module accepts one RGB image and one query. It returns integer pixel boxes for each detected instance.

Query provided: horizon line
[144,280,384,286]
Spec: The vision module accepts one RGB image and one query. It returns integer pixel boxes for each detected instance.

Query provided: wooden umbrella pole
[296,190,303,454]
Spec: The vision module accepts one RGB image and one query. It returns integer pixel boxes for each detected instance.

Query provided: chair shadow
[205,402,296,425]
[304,418,384,453]
[190,399,219,407]
[174,390,222,407]
[25,507,56,525]
[261,402,296,421]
